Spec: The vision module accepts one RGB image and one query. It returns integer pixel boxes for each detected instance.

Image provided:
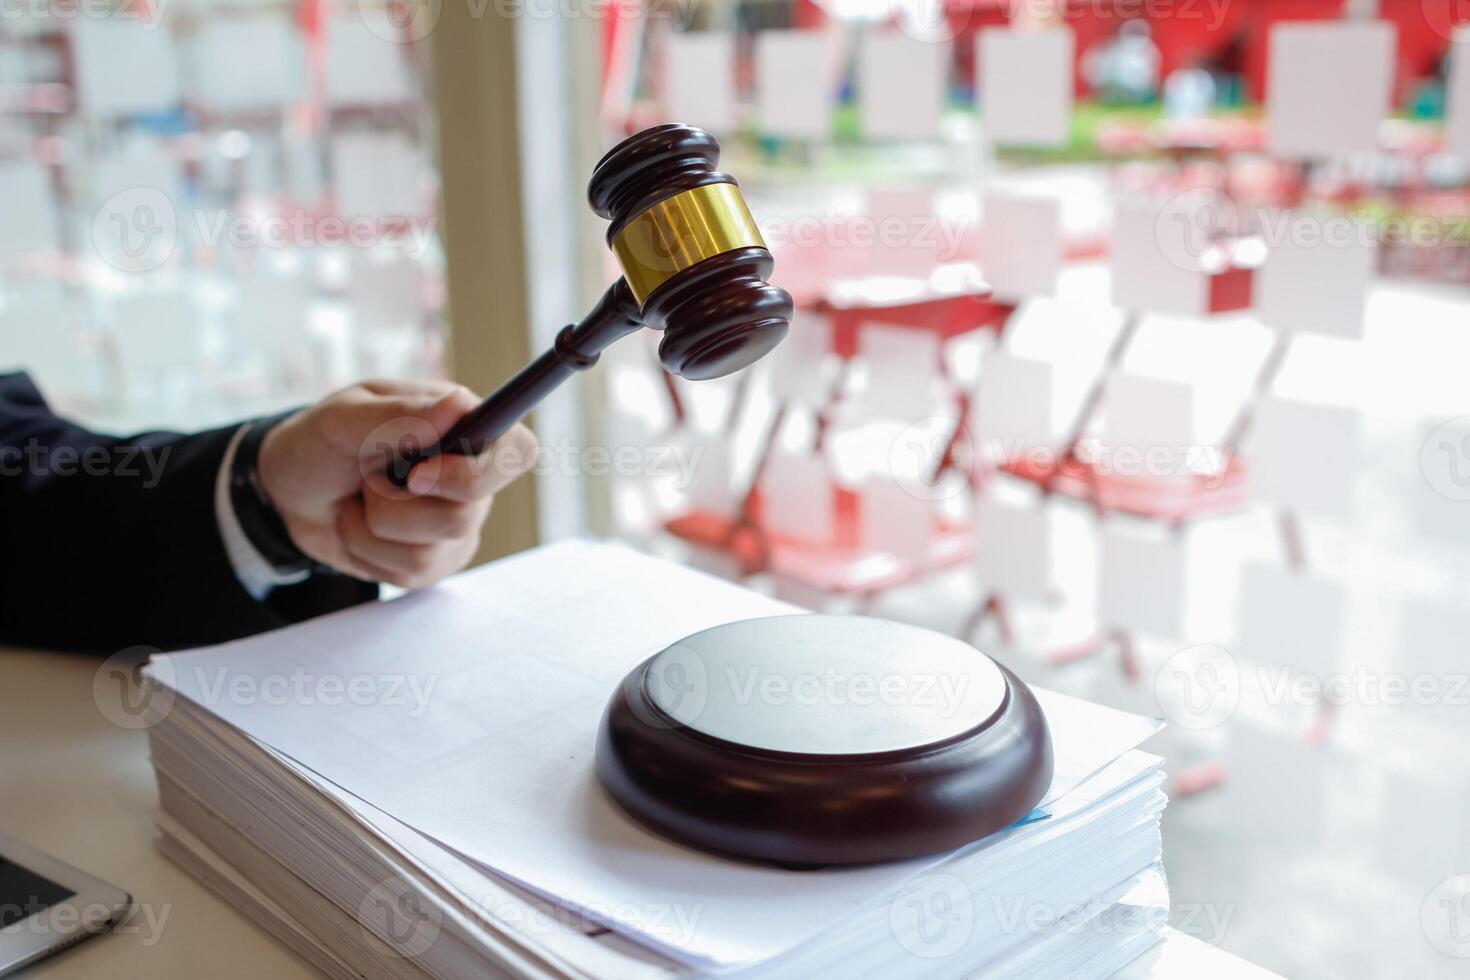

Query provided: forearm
[0,421,284,651]
[0,380,377,652]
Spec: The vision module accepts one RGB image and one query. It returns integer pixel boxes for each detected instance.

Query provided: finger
[322,382,481,460]
[362,492,491,545]
[359,378,466,399]
[409,423,538,502]
[337,497,474,588]
[319,500,403,583]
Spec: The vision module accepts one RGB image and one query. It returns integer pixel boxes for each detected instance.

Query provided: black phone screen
[0,859,74,928]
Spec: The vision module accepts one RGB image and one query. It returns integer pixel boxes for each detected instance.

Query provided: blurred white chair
[190,16,307,114]
[853,322,944,426]
[347,254,425,334]
[761,452,834,543]
[1256,217,1376,340]
[974,491,1055,603]
[0,160,60,257]
[109,288,200,403]
[1247,396,1363,521]
[1098,525,1188,641]
[1100,372,1202,482]
[1265,21,1394,159]
[1234,562,1347,743]
[971,351,1057,468]
[980,191,1061,302]
[754,30,839,141]
[766,309,833,410]
[235,273,315,387]
[1111,199,1219,318]
[0,285,101,406]
[70,19,180,118]
[857,33,947,142]
[1450,27,1470,161]
[1395,597,1470,731]
[976,27,1074,149]
[858,475,934,567]
[660,32,736,135]
[325,14,414,108]
[330,132,427,219]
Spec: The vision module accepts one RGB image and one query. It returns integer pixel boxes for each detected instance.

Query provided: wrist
[231,411,318,577]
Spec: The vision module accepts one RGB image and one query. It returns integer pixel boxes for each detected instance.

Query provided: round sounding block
[594,614,1054,866]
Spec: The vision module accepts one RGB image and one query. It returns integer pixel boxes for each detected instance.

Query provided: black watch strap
[229,411,319,577]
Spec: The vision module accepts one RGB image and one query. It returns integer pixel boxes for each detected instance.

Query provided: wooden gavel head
[588,125,793,381]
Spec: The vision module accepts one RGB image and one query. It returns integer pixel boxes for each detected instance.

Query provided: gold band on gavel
[610,183,766,306]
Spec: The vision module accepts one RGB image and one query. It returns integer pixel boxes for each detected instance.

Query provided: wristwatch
[228,412,319,578]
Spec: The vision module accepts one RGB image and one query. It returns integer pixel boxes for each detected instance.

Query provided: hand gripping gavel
[387,124,793,486]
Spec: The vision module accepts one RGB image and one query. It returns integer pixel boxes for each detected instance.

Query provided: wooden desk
[1,647,1279,979]
[2,648,315,979]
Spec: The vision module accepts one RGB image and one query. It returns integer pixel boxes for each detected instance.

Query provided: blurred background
[2,0,1469,976]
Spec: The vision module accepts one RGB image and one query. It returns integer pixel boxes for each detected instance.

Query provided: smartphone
[0,833,132,977]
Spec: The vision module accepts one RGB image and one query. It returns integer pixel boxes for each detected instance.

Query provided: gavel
[388,124,793,486]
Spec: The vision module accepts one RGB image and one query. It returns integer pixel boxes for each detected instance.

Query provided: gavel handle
[387,280,643,488]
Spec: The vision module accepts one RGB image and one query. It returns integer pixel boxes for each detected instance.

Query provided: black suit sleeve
[0,373,377,653]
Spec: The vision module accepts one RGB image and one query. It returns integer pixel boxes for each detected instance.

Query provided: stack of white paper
[143,542,1170,978]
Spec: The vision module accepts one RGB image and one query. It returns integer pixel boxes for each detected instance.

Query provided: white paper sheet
[1265,21,1395,159]
[663,33,737,134]
[977,28,1073,148]
[150,541,1160,968]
